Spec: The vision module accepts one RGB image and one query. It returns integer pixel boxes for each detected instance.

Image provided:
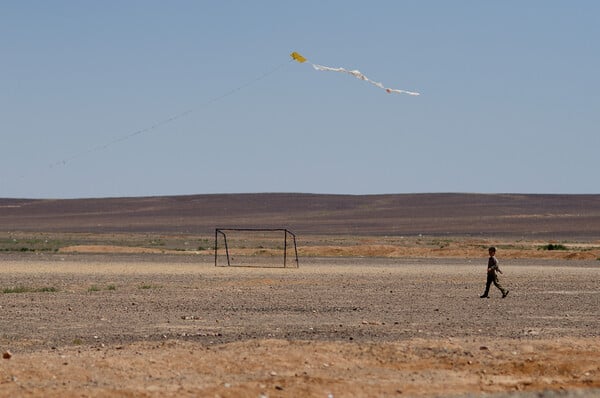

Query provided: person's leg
[493,275,508,297]
[481,277,492,297]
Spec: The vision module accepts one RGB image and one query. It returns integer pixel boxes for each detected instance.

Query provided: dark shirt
[488,255,499,274]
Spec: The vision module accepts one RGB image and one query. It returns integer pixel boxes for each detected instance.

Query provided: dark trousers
[483,273,507,296]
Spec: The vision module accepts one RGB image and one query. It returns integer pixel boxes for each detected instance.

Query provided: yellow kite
[290,51,419,96]
[290,51,307,63]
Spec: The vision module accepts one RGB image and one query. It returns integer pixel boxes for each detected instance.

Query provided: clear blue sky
[2,1,599,199]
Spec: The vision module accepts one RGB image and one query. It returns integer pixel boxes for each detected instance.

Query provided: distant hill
[1,193,600,239]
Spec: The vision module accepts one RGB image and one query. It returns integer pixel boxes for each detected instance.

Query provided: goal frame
[214,228,299,268]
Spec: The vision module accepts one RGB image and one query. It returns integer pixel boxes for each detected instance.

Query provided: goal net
[214,228,299,268]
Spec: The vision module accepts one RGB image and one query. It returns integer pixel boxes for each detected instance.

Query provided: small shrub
[139,284,160,290]
[3,286,57,294]
[37,287,58,293]
[539,243,568,251]
[3,286,30,294]
[88,285,116,292]
[198,239,211,250]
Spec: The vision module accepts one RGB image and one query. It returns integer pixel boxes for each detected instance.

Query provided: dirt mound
[58,242,600,260]
[58,245,191,255]
[1,338,598,397]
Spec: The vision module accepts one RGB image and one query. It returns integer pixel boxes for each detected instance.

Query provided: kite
[291,51,420,96]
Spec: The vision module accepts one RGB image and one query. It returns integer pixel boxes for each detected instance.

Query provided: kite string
[49,60,291,168]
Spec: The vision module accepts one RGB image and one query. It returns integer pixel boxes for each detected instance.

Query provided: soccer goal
[214,228,299,268]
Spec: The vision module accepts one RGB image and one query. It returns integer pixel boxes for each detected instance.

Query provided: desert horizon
[2,192,600,238]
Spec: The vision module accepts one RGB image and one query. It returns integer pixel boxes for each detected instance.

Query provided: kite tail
[291,51,419,96]
[312,64,419,95]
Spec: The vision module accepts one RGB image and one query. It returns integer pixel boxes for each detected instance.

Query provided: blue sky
[2,1,599,199]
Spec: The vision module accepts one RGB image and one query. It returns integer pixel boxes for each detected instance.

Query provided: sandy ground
[0,253,599,397]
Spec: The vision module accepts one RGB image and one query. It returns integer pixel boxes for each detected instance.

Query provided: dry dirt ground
[0,250,599,397]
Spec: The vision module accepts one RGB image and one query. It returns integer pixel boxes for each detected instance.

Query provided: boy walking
[480,247,509,298]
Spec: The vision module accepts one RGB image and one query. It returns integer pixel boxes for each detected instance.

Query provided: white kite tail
[312,64,420,96]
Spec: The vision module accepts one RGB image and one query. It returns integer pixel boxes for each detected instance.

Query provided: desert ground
[0,241,599,397]
[1,194,599,397]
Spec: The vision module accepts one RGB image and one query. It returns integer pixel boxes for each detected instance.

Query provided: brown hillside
[1,193,600,238]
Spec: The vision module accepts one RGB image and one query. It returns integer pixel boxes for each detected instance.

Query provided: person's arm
[489,257,500,273]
